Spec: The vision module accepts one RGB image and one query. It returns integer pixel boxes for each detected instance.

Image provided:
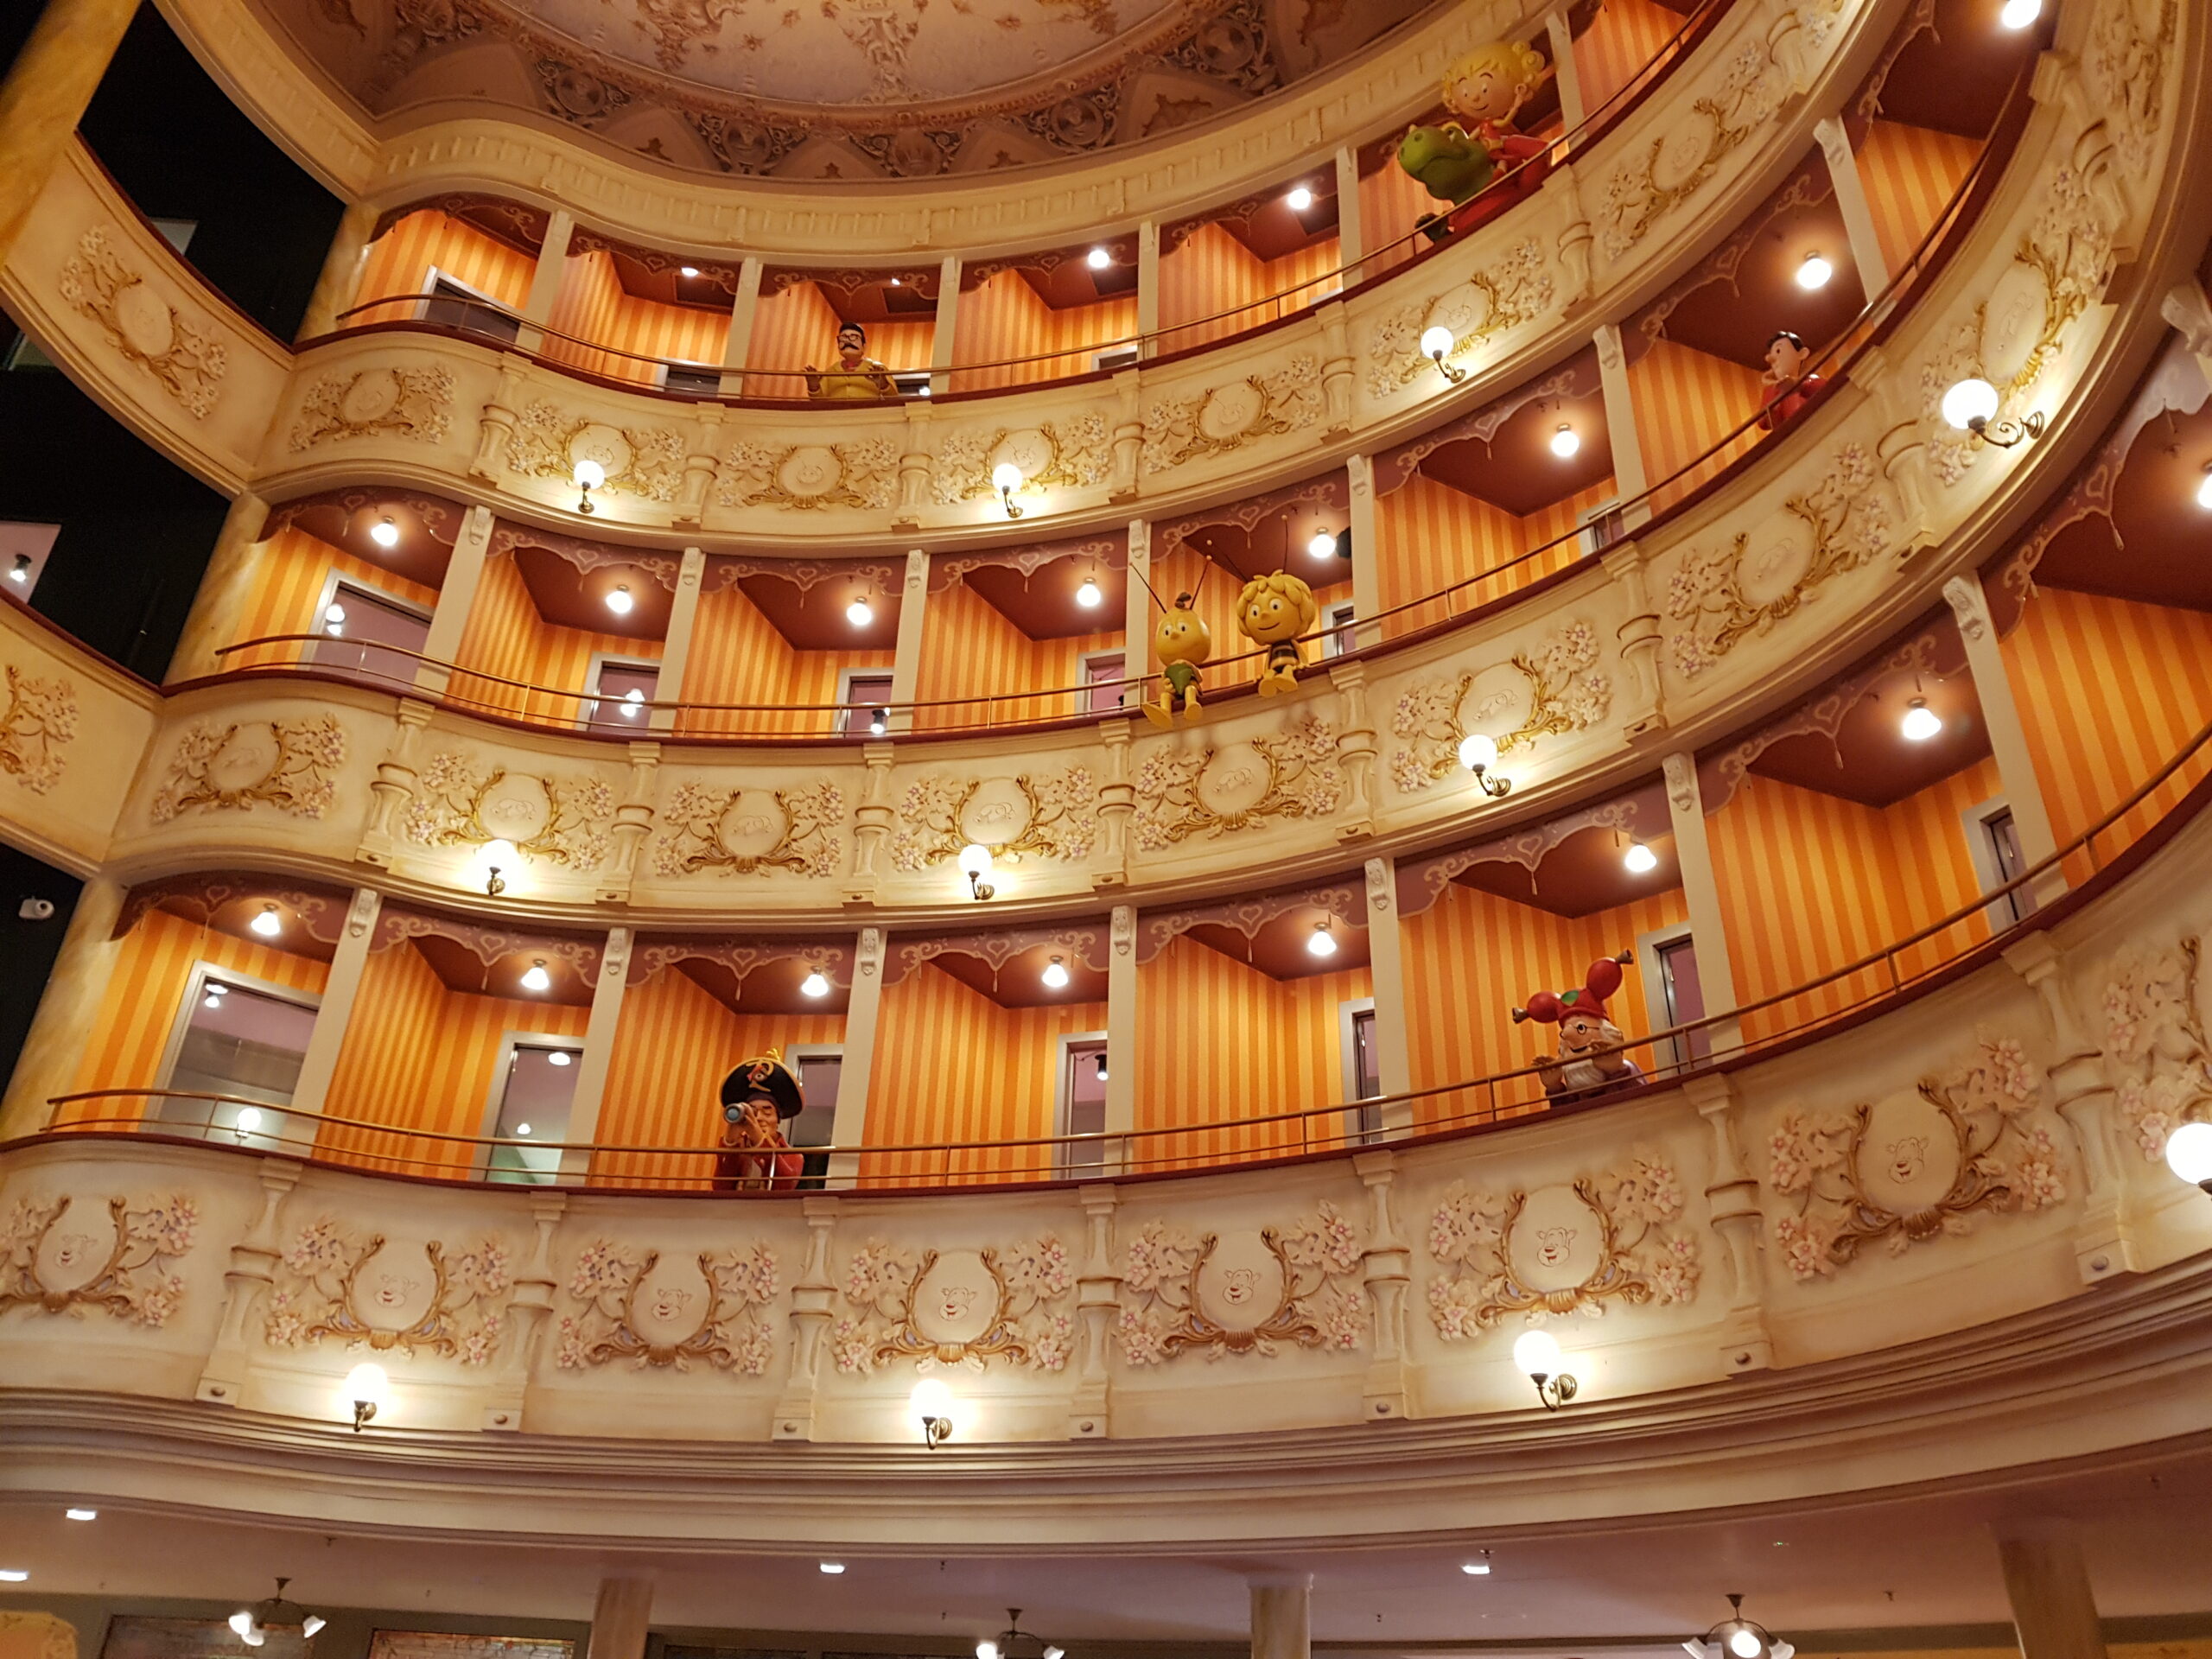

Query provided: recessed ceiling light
[1901,696,1942,742]
[1041,956,1071,990]
[66,1508,97,1522]
[521,959,552,993]
[1287,186,1314,211]
[606,583,634,615]
[679,265,700,278]
[1087,247,1111,270]
[369,516,400,549]
[1796,252,1834,289]
[819,1563,846,1575]
[1550,423,1580,458]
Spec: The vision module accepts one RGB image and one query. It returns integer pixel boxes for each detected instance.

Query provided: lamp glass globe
[251,904,283,938]
[1511,1328,1561,1377]
[1624,841,1659,874]
[801,970,831,999]
[2196,469,2212,511]
[910,1376,955,1431]
[1287,186,1314,211]
[1421,325,1455,361]
[370,517,401,549]
[1941,378,2000,430]
[520,960,552,993]
[235,1107,264,1135]
[958,842,993,878]
[1086,247,1111,270]
[991,461,1025,493]
[1308,531,1338,560]
[1459,732,1499,773]
[606,585,634,615]
[2164,1119,2212,1184]
[1796,253,1834,289]
[1902,698,1943,742]
[847,598,874,627]
[1042,957,1071,989]
[1549,423,1580,458]
[345,1361,390,1409]
[1999,0,2039,26]
[572,458,607,490]
[1307,924,1338,958]
[1076,575,1103,608]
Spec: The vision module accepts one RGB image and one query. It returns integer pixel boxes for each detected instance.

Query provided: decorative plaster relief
[289,366,456,451]
[832,1235,1073,1373]
[1116,1204,1365,1363]
[56,228,227,418]
[0,1192,197,1327]
[557,1238,781,1373]
[150,716,346,822]
[1133,716,1341,849]
[889,769,1096,871]
[1389,618,1611,793]
[1426,1154,1698,1339]
[935,419,1111,505]
[1767,1033,2067,1280]
[509,404,687,502]
[653,779,845,877]
[718,438,899,512]
[1664,444,1897,679]
[403,752,616,870]
[2101,936,2212,1160]
[1141,356,1321,475]
[1368,241,1555,396]
[2082,0,2177,175]
[0,663,78,795]
[264,1220,513,1366]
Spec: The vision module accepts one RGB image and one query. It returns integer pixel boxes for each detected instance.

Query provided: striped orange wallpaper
[1132,941,1372,1166]
[450,552,664,726]
[1157,222,1343,354]
[675,581,893,738]
[1628,339,1763,511]
[592,965,846,1186]
[745,281,933,399]
[66,909,329,1119]
[1855,119,1981,276]
[541,251,730,386]
[229,526,438,669]
[1375,473,1616,636]
[912,582,1121,731]
[320,940,591,1177]
[1359,160,1442,283]
[1576,0,1682,117]
[865,963,1109,1183]
[1400,880,1683,1124]
[1708,759,1999,1039]
[950,271,1137,392]
[2002,586,2212,855]
[352,211,536,327]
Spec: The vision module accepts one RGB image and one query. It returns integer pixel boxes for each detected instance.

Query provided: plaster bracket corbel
[194,1156,302,1406]
[1684,1072,1773,1375]
[1330,661,1377,836]
[674,409,722,528]
[484,1191,567,1431]
[1069,1184,1120,1439]
[1095,718,1135,883]
[1352,1149,1414,1421]
[847,741,897,903]
[358,698,437,866]
[599,742,660,903]
[773,1196,842,1440]
[469,353,531,482]
[1109,370,1144,502]
[1600,539,1666,738]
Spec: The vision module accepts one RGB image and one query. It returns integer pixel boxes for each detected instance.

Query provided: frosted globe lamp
[1901,697,1943,741]
[1941,378,2000,431]
[1796,252,1834,289]
[344,1361,389,1431]
[2165,1120,2212,1190]
[910,1376,956,1447]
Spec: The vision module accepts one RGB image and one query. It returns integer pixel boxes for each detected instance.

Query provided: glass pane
[840,675,894,734]
[791,1056,841,1148]
[160,979,317,1151]
[308,583,431,689]
[426,281,521,343]
[1061,1041,1109,1173]
[487,1045,582,1184]
[587,663,659,734]
[1351,1008,1382,1097]
[1659,938,1712,1063]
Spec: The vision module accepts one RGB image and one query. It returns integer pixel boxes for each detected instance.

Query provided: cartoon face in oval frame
[1236,571,1319,696]
[1144,594,1213,729]
[1512,950,1644,1104]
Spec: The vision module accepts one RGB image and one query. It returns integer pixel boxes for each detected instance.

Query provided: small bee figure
[1236,570,1319,696]
[1143,594,1212,729]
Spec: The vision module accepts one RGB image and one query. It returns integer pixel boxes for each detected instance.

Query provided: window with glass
[486,1039,583,1184]
[309,579,433,688]
[585,659,661,734]
[158,969,318,1150]
[1059,1039,1110,1177]
[839,672,895,736]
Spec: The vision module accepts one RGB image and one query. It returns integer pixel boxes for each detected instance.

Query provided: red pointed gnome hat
[1513,950,1634,1025]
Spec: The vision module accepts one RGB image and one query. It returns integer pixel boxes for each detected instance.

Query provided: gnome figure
[714,1050,806,1192]
[1512,950,1643,1104]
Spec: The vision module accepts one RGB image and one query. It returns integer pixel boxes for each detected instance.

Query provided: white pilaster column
[1249,1575,1312,1659]
[930,254,961,396]
[1362,857,1414,1135]
[0,874,124,1138]
[416,504,495,696]
[166,489,270,683]
[289,888,382,1117]
[1662,752,1743,1053]
[296,198,381,340]
[557,929,632,1179]
[826,928,887,1187]
[887,546,930,736]
[1333,145,1364,285]
[1125,518,1153,690]
[515,207,575,353]
[1105,905,1138,1169]
[1137,219,1162,358]
[1945,575,2063,898]
[1548,5,1587,130]
[585,1577,654,1659]
[1345,453,1382,646]
[1815,115,1892,302]
[719,254,762,395]
[652,546,707,735]
[1593,321,1649,517]
[1998,1521,2108,1659]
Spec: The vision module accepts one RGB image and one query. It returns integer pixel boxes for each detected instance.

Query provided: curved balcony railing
[321,0,1730,404]
[36,694,2212,1192]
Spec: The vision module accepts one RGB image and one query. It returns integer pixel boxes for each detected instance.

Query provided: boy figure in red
[1758,330,1827,430]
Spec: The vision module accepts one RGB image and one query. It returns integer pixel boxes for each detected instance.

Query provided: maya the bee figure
[1143,593,1212,728]
[1236,570,1319,696]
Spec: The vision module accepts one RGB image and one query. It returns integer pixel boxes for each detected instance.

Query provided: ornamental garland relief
[402,752,616,870]
[653,779,844,877]
[833,1235,1073,1374]
[719,438,899,512]
[1369,241,1555,397]
[1426,1154,1699,1340]
[289,366,456,451]
[2081,0,2177,176]
[1133,716,1342,849]
[2101,936,2212,1161]
[1767,1033,2067,1281]
[0,1192,198,1327]
[1116,1203,1366,1363]
[1664,442,1897,679]
[56,228,227,418]
[935,419,1111,506]
[1389,618,1612,793]
[889,769,1096,872]
[508,405,687,503]
[0,662,79,795]
[150,716,346,822]
[1141,355,1321,475]
[264,1220,513,1366]
[557,1237,781,1374]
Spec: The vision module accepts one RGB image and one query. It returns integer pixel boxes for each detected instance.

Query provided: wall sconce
[343,1362,388,1431]
[910,1377,956,1447]
[1459,732,1511,797]
[868,707,888,737]
[1942,378,2044,448]
[6,553,29,585]
[1512,1329,1576,1409]
[369,515,401,550]
[1686,1596,1794,1659]
[1420,325,1466,384]
[480,838,518,897]
[959,842,996,899]
[992,461,1027,519]
[2165,1121,2212,1195]
[232,1105,264,1142]
[250,902,283,938]
[573,457,606,514]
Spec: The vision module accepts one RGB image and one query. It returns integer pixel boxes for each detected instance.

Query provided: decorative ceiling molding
[1375,364,1599,497]
[628,937,852,990]
[768,265,943,302]
[265,486,466,547]
[569,225,742,298]
[1155,473,1348,561]
[963,238,1141,291]
[488,523,683,589]
[372,906,602,979]
[1395,784,1666,918]
[116,873,352,946]
[1851,0,1938,126]
[369,194,550,256]
[887,925,1109,984]
[704,555,903,595]
[931,530,1128,595]
[1136,881,1362,963]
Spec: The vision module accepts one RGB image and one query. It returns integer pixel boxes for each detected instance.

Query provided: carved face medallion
[356,1240,437,1333]
[1859,1094,1961,1216]
[1507,1184,1606,1294]
[1195,1230,1284,1332]
[909,1249,998,1347]
[206,722,283,793]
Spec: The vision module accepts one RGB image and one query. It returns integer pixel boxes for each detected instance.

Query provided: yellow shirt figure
[807,322,898,401]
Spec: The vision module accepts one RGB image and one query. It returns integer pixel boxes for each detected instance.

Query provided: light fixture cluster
[977,1610,1065,1659]
[229,1579,327,1645]
[1684,1596,1794,1659]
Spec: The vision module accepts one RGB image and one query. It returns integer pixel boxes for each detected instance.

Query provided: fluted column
[586,1578,653,1659]
[1662,753,1743,1052]
[0,0,141,267]
[1594,321,1649,519]
[1362,857,1414,1132]
[416,504,494,697]
[1105,905,1138,1167]
[825,928,886,1187]
[558,927,632,1179]
[1815,115,1892,302]
[1345,453,1382,648]
[930,254,961,396]
[165,491,270,683]
[719,254,762,395]
[887,547,930,735]
[1998,1521,2107,1659]
[1249,1574,1311,1659]
[289,888,381,1118]
[651,546,707,735]
[296,198,381,341]
[1945,574,2063,899]
[0,874,124,1138]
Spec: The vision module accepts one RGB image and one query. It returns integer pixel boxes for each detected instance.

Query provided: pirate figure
[714,1050,806,1192]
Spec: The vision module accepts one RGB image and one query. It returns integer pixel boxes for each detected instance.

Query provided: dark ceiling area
[957,556,1128,643]
[272,493,458,592]
[512,546,674,640]
[1417,358,1615,518]
[918,944,1109,1010]
[673,954,852,1017]
[727,565,901,652]
[1168,906,1372,981]
[1454,821,1681,919]
[1858,0,2036,140]
[2033,395,2212,614]
[409,933,596,1007]
[1172,495,1356,587]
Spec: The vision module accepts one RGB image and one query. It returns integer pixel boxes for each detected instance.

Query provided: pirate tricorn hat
[721,1048,804,1120]
[1513,950,1634,1026]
